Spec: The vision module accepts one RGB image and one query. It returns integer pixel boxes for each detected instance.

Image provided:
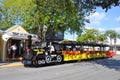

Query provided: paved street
[0,55,120,80]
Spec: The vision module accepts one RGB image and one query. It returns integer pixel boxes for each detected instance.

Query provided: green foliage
[105,30,120,51]
[106,30,117,39]
[92,0,120,11]
[98,34,107,42]
[77,29,98,42]
[0,0,35,29]
[105,30,119,45]
[77,29,108,43]
[117,34,120,39]
[0,0,120,41]
[77,29,120,45]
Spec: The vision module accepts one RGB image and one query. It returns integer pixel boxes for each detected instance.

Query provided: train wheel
[57,55,63,63]
[45,55,51,64]
[38,60,46,65]
[41,60,45,64]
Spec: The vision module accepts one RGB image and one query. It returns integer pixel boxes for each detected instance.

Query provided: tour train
[22,35,115,67]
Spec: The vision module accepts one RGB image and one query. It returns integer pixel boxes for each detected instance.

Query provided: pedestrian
[7,44,11,55]
[11,43,17,60]
[26,46,30,56]
[48,44,55,54]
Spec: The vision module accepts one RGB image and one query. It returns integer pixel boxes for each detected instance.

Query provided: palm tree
[115,34,120,53]
[106,30,118,53]
[112,31,117,54]
[106,30,114,49]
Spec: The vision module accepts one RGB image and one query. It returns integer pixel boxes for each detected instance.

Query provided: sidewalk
[0,61,23,68]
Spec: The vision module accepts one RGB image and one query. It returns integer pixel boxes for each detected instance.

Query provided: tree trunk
[114,38,117,54]
[37,23,42,42]
[110,37,112,50]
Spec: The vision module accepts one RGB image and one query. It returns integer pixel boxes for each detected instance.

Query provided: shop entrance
[6,39,24,60]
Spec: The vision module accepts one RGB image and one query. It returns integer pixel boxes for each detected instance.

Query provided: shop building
[0,25,39,62]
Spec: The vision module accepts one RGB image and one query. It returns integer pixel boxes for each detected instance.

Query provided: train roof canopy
[53,41,108,47]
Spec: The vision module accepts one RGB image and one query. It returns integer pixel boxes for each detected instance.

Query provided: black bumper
[22,60,32,65]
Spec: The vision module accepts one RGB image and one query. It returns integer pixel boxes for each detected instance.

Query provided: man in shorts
[11,43,17,60]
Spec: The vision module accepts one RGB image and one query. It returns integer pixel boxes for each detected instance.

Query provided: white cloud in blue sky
[87,12,107,26]
[116,16,120,22]
[86,6,120,44]
[86,6,120,33]
[85,12,107,32]
[65,6,120,42]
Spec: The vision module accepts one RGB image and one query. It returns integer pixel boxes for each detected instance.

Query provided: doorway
[6,39,24,60]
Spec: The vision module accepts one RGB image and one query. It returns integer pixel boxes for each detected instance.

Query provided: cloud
[87,12,107,26]
[112,27,120,33]
[85,25,106,33]
[116,16,120,22]
[85,26,93,29]
[85,12,107,32]
[98,27,106,32]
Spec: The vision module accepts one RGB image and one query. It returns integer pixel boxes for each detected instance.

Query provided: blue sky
[64,6,120,43]
[86,6,120,33]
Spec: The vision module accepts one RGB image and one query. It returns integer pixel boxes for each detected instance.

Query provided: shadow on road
[93,57,120,71]
[23,55,120,71]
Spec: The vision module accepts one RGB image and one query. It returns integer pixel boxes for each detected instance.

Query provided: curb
[0,62,24,68]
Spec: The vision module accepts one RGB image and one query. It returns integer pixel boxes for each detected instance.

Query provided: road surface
[0,55,120,80]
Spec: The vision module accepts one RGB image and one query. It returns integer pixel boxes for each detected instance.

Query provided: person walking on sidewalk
[11,43,17,60]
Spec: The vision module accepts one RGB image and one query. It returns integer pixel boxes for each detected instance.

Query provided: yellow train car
[62,50,81,61]
[53,41,111,61]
